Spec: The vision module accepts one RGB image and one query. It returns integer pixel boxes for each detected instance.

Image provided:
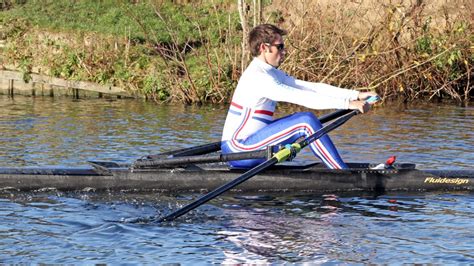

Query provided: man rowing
[221,24,378,169]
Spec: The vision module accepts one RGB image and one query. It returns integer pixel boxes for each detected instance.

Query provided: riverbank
[0,68,130,98]
[0,0,472,104]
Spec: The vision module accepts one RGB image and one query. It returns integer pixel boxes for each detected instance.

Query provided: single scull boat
[1,110,471,194]
[0,161,472,193]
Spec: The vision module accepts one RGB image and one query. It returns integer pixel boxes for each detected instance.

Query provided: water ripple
[1,96,473,263]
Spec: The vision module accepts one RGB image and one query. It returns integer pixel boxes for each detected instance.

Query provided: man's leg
[222,112,348,169]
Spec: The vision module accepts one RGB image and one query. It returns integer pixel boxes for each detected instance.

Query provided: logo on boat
[424,177,469,185]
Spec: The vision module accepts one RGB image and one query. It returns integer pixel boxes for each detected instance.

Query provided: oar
[132,148,271,168]
[143,141,222,160]
[137,109,352,162]
[156,109,359,222]
[318,108,352,123]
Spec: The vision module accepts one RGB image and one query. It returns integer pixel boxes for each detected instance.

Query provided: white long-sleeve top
[221,58,359,141]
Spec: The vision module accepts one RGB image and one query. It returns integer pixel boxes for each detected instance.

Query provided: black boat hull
[0,162,473,193]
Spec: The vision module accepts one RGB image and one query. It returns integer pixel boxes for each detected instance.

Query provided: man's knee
[293,112,321,128]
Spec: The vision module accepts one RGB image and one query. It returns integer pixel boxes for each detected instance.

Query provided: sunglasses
[265,43,285,51]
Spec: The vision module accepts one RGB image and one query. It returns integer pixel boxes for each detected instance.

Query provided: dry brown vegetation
[1,0,472,104]
[266,0,473,104]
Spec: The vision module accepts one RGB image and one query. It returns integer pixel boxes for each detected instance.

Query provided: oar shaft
[157,110,359,222]
[133,149,268,168]
[300,110,358,149]
[318,109,352,123]
[145,141,222,160]
[157,157,278,222]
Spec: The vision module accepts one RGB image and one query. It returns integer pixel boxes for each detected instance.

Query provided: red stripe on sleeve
[254,110,274,116]
[231,102,243,109]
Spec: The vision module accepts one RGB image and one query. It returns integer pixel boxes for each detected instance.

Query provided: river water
[0,95,473,263]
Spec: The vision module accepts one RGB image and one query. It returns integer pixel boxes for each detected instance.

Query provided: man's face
[263,34,286,67]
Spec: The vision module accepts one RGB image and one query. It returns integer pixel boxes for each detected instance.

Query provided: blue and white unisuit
[221,58,359,169]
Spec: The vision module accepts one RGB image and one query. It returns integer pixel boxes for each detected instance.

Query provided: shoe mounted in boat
[370,156,397,169]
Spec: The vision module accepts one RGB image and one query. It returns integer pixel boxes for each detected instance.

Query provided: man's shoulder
[241,64,271,80]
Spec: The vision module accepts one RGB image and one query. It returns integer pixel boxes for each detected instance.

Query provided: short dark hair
[248,24,287,57]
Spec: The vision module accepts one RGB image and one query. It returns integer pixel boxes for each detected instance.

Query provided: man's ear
[259,43,268,54]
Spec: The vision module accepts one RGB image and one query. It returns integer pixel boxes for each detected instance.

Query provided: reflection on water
[216,192,474,263]
[0,96,473,263]
[1,191,472,263]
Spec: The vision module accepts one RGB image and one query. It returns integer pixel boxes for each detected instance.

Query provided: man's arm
[258,75,354,109]
[280,72,378,113]
[281,74,359,100]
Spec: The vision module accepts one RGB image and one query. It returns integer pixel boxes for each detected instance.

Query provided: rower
[221,24,379,169]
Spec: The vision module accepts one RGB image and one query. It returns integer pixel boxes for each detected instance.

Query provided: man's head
[249,24,287,67]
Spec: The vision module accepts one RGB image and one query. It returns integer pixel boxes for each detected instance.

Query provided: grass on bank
[0,0,242,103]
